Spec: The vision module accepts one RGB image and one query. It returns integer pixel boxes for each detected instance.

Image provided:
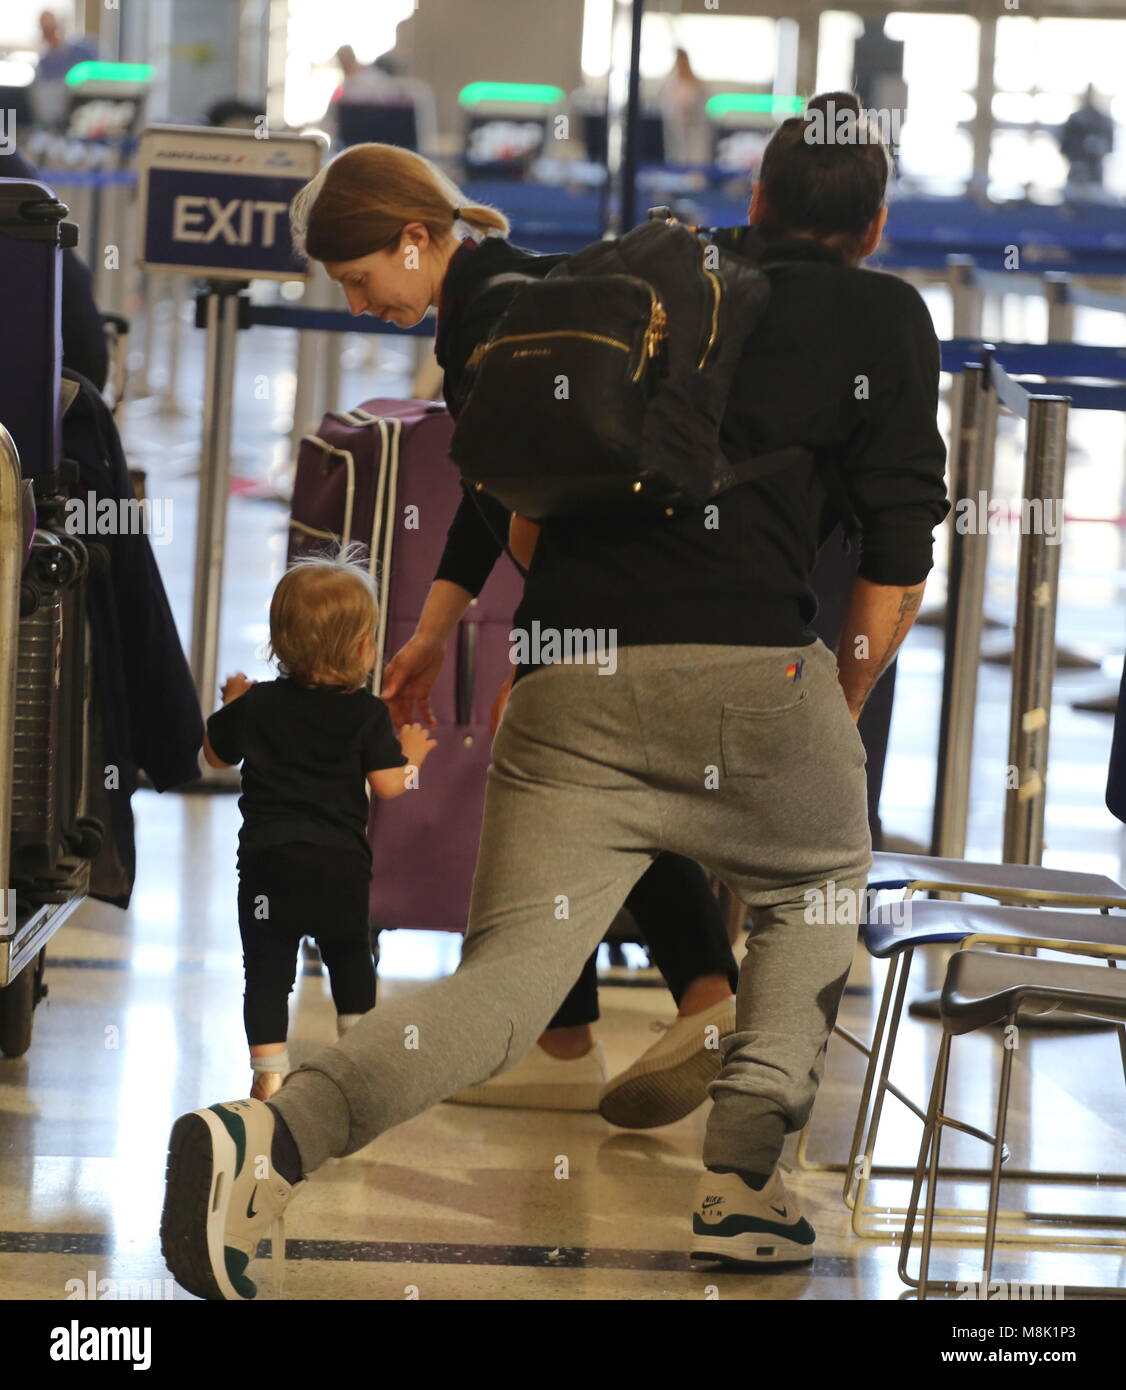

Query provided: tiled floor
[1,283,1125,1301]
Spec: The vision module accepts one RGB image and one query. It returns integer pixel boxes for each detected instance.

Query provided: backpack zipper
[698,265,722,370]
[467,289,668,384]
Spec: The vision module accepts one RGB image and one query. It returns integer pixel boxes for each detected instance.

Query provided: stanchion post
[1002,395,1069,865]
[930,359,998,859]
[946,253,983,339]
[290,289,324,458]
[1044,271,1074,343]
[190,280,248,710]
[159,276,188,416]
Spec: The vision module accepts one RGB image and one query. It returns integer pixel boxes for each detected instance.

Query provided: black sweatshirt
[433,233,949,679]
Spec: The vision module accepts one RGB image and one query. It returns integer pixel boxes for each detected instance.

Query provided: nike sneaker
[690,1168,816,1265]
[161,1098,302,1300]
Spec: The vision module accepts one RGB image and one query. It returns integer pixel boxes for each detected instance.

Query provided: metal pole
[322,339,343,418]
[131,266,157,400]
[970,5,997,197]
[619,0,645,233]
[930,361,998,858]
[159,276,188,416]
[190,283,245,710]
[1002,396,1069,865]
[947,254,983,339]
[1044,271,1074,343]
[290,268,333,454]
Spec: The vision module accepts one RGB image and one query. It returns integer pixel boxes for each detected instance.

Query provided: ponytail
[290,143,509,264]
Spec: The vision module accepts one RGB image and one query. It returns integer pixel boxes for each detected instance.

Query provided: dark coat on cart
[60,369,203,906]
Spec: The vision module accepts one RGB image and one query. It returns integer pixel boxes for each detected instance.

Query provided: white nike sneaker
[690,1168,816,1265]
[448,1042,608,1111]
[161,1099,303,1300]
[599,999,736,1129]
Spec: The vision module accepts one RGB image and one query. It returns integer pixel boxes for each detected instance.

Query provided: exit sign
[136,125,327,281]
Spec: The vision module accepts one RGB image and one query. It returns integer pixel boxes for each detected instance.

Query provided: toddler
[204,553,437,1100]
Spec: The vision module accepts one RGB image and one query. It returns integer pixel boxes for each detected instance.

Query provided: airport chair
[899,949,1126,1299]
[868,850,1126,910]
[795,853,1126,1189]
[840,898,1126,1241]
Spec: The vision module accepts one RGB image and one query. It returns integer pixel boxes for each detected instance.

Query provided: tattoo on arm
[873,589,923,675]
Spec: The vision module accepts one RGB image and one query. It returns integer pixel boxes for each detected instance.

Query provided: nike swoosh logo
[770,1204,788,1218]
[246,1186,260,1220]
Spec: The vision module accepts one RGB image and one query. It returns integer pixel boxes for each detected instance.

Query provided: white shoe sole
[162,1108,245,1301]
[691,1231,816,1265]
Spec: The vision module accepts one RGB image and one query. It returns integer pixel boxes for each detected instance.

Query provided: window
[582,0,775,85]
[281,0,415,129]
[994,17,1126,197]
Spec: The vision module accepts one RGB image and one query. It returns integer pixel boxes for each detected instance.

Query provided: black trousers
[237,843,376,1046]
[549,852,739,1027]
[546,524,898,1031]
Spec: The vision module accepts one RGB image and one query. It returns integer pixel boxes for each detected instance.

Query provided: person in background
[658,47,711,167]
[33,9,98,132]
[1059,86,1115,194]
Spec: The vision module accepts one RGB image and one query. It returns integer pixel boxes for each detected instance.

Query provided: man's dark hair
[756,91,892,260]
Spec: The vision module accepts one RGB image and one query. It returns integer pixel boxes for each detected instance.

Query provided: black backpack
[449,216,809,521]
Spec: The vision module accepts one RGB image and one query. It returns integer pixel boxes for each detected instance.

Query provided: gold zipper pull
[646,302,668,358]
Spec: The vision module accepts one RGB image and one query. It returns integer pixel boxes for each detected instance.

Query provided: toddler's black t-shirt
[206,678,407,860]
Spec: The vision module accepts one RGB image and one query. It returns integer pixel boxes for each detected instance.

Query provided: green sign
[65,62,154,87]
[706,94,804,119]
[458,82,565,108]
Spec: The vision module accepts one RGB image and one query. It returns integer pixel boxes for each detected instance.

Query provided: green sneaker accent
[209,1104,247,1177]
[224,1246,256,1300]
[692,1211,816,1245]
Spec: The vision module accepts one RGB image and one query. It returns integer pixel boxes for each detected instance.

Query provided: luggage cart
[0,178,104,1056]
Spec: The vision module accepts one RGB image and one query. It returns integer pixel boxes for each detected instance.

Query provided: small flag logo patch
[786,660,804,681]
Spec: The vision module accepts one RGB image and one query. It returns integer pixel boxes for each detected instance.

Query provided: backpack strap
[460,477,530,582]
[724,445,810,487]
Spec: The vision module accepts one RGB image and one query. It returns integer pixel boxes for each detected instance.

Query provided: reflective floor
[2,291,1125,1300]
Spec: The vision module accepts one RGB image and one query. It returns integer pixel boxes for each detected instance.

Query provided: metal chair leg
[981,1018,1017,1290]
[840,951,903,1194]
[851,949,916,1228]
[898,1029,950,1289]
[918,1033,953,1301]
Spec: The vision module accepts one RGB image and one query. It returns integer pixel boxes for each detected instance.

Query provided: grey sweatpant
[272,640,872,1176]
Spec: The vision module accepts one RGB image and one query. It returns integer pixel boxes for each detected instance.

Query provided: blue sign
[137,126,326,280]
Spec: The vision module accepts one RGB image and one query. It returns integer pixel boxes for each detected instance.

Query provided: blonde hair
[269,548,379,691]
[290,143,509,264]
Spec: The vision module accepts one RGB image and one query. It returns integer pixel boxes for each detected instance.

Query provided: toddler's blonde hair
[269,547,378,691]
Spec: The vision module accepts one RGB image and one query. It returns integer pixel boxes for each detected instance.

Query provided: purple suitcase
[288,398,524,932]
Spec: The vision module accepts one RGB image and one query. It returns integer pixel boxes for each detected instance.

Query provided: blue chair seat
[863,897,1126,958]
[869,850,1126,904]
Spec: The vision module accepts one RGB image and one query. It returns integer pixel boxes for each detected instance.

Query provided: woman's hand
[380,631,446,729]
[489,666,515,736]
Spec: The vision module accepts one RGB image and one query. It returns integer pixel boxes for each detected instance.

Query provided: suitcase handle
[455,621,476,726]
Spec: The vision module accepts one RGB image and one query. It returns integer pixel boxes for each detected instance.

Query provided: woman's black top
[432,233,950,682]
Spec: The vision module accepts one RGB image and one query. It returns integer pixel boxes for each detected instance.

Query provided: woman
[161,92,949,1298]
[289,140,743,1126]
